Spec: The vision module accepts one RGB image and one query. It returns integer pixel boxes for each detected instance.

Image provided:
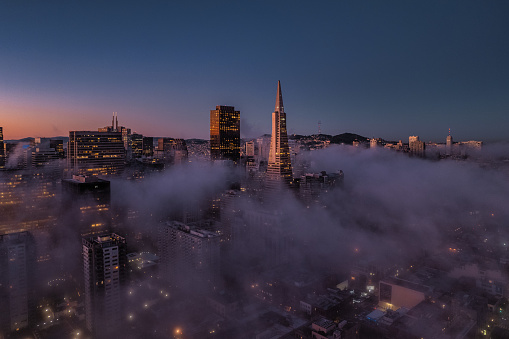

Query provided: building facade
[210,105,240,162]
[82,233,127,338]
[68,130,125,176]
[62,175,111,236]
[408,136,425,157]
[0,127,4,168]
[0,232,36,335]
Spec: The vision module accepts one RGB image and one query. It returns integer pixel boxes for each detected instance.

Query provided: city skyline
[1,1,509,142]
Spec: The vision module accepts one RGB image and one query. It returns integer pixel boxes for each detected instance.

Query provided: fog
[2,144,509,338]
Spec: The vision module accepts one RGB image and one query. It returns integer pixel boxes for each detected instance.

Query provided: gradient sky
[1,1,508,142]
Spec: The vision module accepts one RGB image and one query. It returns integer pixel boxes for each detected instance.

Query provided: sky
[0,1,508,142]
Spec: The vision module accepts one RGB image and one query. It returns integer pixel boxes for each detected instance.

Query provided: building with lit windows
[0,231,36,335]
[210,105,240,162]
[131,133,143,158]
[99,112,133,161]
[82,233,127,338]
[142,137,155,157]
[156,138,188,164]
[62,175,111,236]
[408,136,425,157]
[266,81,293,188]
[0,127,5,168]
[68,130,125,176]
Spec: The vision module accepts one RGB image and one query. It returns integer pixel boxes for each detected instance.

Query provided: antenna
[318,121,321,135]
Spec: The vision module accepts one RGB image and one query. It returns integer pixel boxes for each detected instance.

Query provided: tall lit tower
[266,81,293,187]
[210,106,240,162]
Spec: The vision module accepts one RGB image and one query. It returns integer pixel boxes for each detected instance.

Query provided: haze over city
[1,1,509,141]
[2,2,509,339]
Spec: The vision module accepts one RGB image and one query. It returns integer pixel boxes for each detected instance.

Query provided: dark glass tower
[210,105,240,162]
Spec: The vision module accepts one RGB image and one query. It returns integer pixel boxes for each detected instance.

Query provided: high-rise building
[82,233,127,338]
[266,81,293,187]
[210,105,240,162]
[409,136,425,157]
[0,231,36,335]
[142,137,154,157]
[0,127,5,168]
[49,139,65,158]
[62,175,111,236]
[99,113,132,162]
[158,221,221,290]
[131,133,143,159]
[68,130,125,176]
[0,171,59,235]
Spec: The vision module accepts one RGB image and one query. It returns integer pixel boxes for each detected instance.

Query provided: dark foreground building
[82,233,127,338]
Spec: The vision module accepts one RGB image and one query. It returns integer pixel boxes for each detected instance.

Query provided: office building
[49,139,65,158]
[32,139,60,168]
[266,81,293,187]
[68,130,125,176]
[156,138,188,164]
[409,136,425,157]
[0,171,59,235]
[158,221,221,290]
[0,232,36,335]
[62,175,111,236]
[142,137,155,157]
[210,105,240,162]
[99,113,132,162]
[0,127,4,168]
[131,133,143,158]
[82,233,127,338]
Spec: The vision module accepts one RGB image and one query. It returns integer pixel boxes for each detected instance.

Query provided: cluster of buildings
[0,81,502,339]
[0,114,188,176]
[364,132,483,159]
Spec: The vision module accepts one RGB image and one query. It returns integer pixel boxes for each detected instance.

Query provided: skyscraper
[266,81,293,187]
[62,176,111,236]
[409,136,425,157]
[0,232,36,335]
[82,233,127,338]
[0,127,5,168]
[210,105,240,162]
